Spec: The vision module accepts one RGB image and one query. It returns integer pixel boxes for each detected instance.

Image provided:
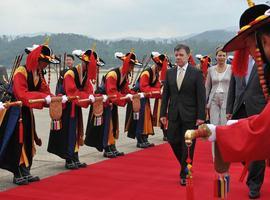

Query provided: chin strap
[255,32,270,66]
[254,32,270,100]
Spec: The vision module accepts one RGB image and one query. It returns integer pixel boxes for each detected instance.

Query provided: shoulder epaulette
[106,71,117,79]
[13,66,27,79]
[140,71,150,78]
[64,69,75,79]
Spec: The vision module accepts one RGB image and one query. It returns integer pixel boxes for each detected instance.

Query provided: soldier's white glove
[0,102,5,110]
[89,94,95,103]
[62,95,68,104]
[206,124,216,142]
[45,95,51,104]
[138,93,144,99]
[226,120,238,126]
[125,94,133,100]
[102,95,108,102]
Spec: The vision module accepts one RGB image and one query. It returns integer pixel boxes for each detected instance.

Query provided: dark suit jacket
[226,64,267,118]
[160,64,206,123]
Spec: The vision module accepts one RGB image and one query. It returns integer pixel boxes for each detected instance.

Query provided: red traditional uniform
[48,49,102,169]
[0,43,59,185]
[216,102,270,162]
[85,51,141,158]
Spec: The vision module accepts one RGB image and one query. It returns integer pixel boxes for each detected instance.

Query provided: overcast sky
[0,0,269,39]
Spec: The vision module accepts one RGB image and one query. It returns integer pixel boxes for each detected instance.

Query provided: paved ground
[0,72,166,191]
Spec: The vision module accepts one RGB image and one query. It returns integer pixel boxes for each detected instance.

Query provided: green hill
[0,30,236,68]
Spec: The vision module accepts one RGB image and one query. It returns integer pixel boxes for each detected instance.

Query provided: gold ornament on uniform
[247,0,255,7]
[132,94,141,120]
[49,97,63,131]
[93,97,104,126]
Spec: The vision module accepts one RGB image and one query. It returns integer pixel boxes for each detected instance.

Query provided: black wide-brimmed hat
[115,51,142,75]
[24,43,60,71]
[115,52,142,66]
[151,51,170,81]
[223,4,270,52]
[151,52,166,65]
[72,49,105,67]
[25,45,60,64]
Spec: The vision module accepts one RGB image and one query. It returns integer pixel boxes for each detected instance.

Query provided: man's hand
[35,137,42,146]
[160,117,167,126]
[0,102,5,110]
[62,95,68,104]
[45,95,51,104]
[125,94,133,101]
[196,119,204,126]
[89,94,95,103]
[206,124,216,142]
[226,120,238,126]
[205,108,210,121]
[102,95,108,102]
[226,114,232,120]
[138,93,144,99]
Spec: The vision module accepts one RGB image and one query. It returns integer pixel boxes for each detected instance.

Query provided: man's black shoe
[13,176,28,185]
[180,178,186,186]
[103,151,117,158]
[145,142,155,147]
[65,160,79,170]
[19,165,40,182]
[75,161,87,168]
[110,145,125,156]
[27,175,40,182]
[249,190,260,199]
[136,142,148,148]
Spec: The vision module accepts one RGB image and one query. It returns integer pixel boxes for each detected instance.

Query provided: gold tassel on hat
[92,42,96,51]
[247,0,255,7]
[43,36,50,46]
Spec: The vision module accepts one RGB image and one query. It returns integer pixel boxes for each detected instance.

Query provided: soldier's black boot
[136,134,148,148]
[20,165,40,182]
[110,144,124,156]
[103,146,116,158]
[142,135,155,147]
[73,153,87,168]
[13,167,28,185]
[65,159,79,170]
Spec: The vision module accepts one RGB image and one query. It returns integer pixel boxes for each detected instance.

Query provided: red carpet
[0,141,269,200]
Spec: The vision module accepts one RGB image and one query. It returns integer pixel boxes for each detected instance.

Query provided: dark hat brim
[75,55,87,62]
[75,53,105,67]
[131,59,142,66]
[117,57,142,66]
[39,57,60,64]
[97,58,105,67]
[223,17,270,52]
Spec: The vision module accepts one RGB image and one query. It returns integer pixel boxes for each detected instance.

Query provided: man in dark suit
[160,44,206,186]
[226,56,267,198]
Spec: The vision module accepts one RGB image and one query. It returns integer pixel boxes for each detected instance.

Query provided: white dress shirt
[245,56,255,83]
